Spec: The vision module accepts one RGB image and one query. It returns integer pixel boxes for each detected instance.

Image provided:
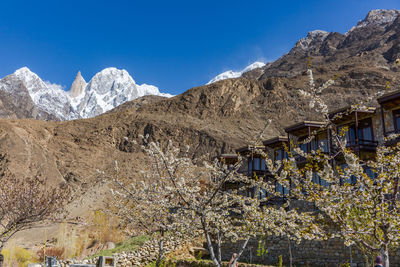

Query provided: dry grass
[43,211,125,260]
[36,247,65,261]
[91,210,124,244]
[2,246,37,267]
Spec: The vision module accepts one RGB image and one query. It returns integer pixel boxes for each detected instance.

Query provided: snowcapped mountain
[207,62,266,84]
[0,67,172,120]
[71,67,172,118]
[11,67,75,120]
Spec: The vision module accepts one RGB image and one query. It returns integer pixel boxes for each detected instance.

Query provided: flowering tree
[0,174,70,257]
[265,67,400,267]
[111,137,256,267]
[111,133,321,267]
[111,159,190,267]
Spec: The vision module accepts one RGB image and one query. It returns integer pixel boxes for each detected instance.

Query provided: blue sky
[1,0,400,95]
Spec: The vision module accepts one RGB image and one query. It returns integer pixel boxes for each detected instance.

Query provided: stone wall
[221,236,400,267]
[57,236,185,267]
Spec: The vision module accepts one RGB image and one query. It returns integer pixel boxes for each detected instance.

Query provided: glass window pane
[261,159,266,171]
[364,167,376,179]
[362,126,372,141]
[258,188,267,199]
[318,139,328,152]
[254,158,260,170]
[349,128,356,142]
[248,159,252,172]
[283,186,290,195]
[276,149,283,161]
[396,116,400,132]
[312,172,319,184]
[276,182,282,194]
[276,182,289,195]
[300,143,308,153]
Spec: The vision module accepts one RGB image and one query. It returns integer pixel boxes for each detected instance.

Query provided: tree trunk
[155,237,164,267]
[381,247,389,267]
[0,245,3,267]
[217,232,222,265]
[287,235,293,267]
[205,231,220,267]
[201,218,220,267]
[230,237,250,267]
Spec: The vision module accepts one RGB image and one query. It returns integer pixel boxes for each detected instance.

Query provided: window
[363,166,376,179]
[340,163,357,185]
[338,118,373,146]
[248,157,266,172]
[261,159,266,171]
[318,138,329,153]
[358,119,373,143]
[312,172,329,187]
[257,187,267,200]
[254,158,260,170]
[276,182,290,195]
[300,142,308,153]
[275,149,287,161]
[393,109,400,133]
[248,158,252,173]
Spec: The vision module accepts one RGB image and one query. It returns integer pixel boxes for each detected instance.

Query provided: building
[218,90,400,266]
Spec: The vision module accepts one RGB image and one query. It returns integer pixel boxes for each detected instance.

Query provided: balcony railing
[346,139,378,151]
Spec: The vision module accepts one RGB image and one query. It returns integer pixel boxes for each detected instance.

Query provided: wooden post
[307,126,311,152]
[355,111,360,156]
[381,107,386,137]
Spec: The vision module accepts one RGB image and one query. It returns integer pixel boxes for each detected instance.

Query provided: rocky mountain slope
[2,9,400,246]
[0,67,172,120]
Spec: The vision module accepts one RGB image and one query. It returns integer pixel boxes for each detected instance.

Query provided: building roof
[284,121,325,135]
[235,145,265,154]
[328,105,376,124]
[377,89,400,109]
[262,136,288,147]
[328,105,376,116]
[218,153,238,159]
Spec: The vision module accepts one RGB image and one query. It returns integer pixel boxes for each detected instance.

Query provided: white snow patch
[207,61,265,84]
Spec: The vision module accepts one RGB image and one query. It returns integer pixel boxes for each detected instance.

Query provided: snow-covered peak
[207,61,265,84]
[294,30,329,51]
[0,66,172,120]
[14,67,47,94]
[7,67,75,120]
[87,67,135,95]
[73,67,172,118]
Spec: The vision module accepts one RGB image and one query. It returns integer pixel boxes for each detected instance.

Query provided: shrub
[276,255,283,267]
[92,210,123,244]
[3,246,36,267]
[37,247,65,261]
